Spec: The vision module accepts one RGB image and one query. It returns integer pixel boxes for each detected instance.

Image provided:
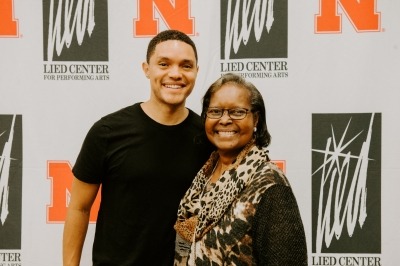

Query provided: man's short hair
[146,29,198,63]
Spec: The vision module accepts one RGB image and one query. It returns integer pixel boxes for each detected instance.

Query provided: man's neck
[140,101,189,125]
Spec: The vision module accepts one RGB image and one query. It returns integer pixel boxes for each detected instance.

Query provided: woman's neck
[210,142,256,183]
[209,156,234,183]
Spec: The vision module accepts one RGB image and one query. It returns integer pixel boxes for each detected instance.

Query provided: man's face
[142,40,198,108]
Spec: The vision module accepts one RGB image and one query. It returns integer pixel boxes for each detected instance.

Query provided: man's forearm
[63,209,90,266]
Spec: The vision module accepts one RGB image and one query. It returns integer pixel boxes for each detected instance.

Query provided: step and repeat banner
[1,0,399,265]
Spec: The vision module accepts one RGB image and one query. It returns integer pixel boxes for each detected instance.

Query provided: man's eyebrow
[153,56,169,61]
[154,57,195,64]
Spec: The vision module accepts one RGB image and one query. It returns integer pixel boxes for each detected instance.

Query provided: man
[63,30,212,266]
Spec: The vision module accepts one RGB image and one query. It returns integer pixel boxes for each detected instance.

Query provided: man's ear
[142,62,149,78]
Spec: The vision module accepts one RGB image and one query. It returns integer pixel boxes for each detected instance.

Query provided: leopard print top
[174,144,292,265]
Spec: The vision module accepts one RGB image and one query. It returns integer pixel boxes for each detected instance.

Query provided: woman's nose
[219,110,232,123]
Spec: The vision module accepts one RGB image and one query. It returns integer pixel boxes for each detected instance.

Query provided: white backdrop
[1,0,399,265]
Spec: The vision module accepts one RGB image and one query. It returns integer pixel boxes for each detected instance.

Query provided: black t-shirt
[73,103,213,265]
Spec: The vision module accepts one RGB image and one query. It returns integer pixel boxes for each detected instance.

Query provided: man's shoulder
[186,108,203,128]
[103,103,139,119]
[82,103,141,136]
[95,103,140,125]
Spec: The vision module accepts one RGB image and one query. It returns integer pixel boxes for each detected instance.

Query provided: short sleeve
[72,121,109,184]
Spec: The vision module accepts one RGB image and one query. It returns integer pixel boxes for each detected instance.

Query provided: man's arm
[63,177,100,266]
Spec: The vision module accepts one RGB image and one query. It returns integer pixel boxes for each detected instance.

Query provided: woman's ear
[253,112,259,128]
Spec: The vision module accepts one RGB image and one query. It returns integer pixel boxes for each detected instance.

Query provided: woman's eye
[232,110,243,115]
[208,109,221,115]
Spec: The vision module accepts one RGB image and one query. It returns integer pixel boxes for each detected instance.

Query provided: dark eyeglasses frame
[206,107,251,120]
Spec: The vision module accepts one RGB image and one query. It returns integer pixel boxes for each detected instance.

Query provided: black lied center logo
[220,0,288,60]
[42,0,109,61]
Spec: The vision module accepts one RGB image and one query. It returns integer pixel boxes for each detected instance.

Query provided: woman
[174,73,307,265]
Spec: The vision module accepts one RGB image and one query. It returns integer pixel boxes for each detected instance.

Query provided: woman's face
[205,84,258,159]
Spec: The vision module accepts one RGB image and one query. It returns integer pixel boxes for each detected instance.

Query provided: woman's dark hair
[201,73,271,148]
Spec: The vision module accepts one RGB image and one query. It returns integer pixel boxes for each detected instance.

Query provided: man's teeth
[165,84,182,89]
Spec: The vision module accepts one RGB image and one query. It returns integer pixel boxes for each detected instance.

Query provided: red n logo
[272,160,286,173]
[47,161,100,223]
[315,0,380,33]
[134,0,194,36]
[0,0,18,37]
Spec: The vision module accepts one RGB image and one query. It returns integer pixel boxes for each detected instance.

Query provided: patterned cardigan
[174,146,308,265]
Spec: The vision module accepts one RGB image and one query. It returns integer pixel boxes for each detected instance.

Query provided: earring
[253,127,257,132]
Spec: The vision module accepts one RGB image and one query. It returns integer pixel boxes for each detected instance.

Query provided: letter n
[134,0,194,36]
[47,161,100,223]
[0,0,18,37]
[315,0,380,33]
[272,160,286,173]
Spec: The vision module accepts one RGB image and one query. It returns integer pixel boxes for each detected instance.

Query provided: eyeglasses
[206,107,251,120]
